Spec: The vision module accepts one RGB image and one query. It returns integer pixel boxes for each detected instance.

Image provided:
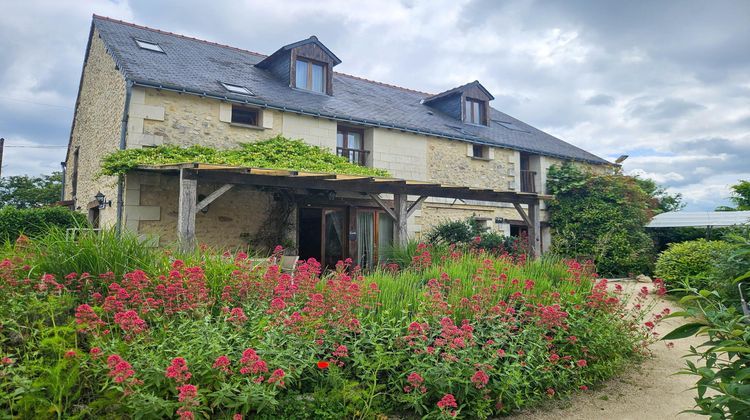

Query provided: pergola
[134,163,551,257]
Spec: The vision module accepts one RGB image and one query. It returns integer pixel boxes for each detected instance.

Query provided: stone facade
[426,137,515,190]
[133,88,283,149]
[132,171,295,250]
[64,29,126,227]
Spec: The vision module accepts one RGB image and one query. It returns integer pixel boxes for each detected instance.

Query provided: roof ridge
[92,14,267,58]
[334,72,432,96]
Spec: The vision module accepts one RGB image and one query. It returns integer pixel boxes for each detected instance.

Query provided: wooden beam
[406,195,428,219]
[512,203,531,226]
[393,193,408,246]
[369,194,397,220]
[195,183,234,212]
[177,169,198,253]
[528,201,541,259]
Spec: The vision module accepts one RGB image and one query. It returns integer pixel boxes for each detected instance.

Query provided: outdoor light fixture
[495,217,505,224]
[94,192,111,210]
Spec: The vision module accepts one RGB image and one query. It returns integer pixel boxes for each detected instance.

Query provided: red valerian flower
[576,359,588,368]
[227,307,248,325]
[317,361,329,369]
[579,385,589,391]
[64,350,77,359]
[177,384,198,402]
[75,304,105,332]
[89,347,102,359]
[212,355,232,374]
[166,357,192,384]
[405,372,427,393]
[113,310,148,339]
[437,393,458,416]
[267,368,286,387]
[1,357,13,365]
[547,388,555,396]
[471,370,490,389]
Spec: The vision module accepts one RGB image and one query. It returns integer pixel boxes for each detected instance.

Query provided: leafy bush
[546,163,657,277]
[100,135,389,177]
[0,206,86,243]
[0,238,659,418]
[663,288,750,419]
[424,219,520,256]
[655,239,734,290]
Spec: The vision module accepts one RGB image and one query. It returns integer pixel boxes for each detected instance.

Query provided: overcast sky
[1,0,748,210]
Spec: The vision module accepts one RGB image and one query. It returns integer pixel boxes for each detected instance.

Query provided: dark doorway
[298,208,322,262]
[88,207,100,229]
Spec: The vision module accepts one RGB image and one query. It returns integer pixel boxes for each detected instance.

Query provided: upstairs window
[465,98,486,125]
[295,58,326,93]
[135,39,164,53]
[337,126,368,166]
[231,105,259,126]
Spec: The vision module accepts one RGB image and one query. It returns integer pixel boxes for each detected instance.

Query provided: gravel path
[509,281,704,420]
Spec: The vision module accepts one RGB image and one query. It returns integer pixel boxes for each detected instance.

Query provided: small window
[295,58,326,93]
[336,126,367,165]
[465,98,486,125]
[135,39,164,53]
[472,144,489,159]
[231,105,259,126]
[221,82,253,95]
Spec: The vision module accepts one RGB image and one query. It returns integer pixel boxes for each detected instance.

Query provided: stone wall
[131,172,296,250]
[281,113,338,151]
[64,29,126,227]
[134,88,283,149]
[426,137,516,190]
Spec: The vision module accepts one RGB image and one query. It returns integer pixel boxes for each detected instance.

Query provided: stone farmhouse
[63,15,612,266]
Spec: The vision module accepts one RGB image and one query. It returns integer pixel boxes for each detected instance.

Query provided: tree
[716,180,750,211]
[0,172,63,209]
[547,163,657,276]
[633,177,684,214]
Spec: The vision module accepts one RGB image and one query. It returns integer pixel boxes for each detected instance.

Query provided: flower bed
[0,242,664,419]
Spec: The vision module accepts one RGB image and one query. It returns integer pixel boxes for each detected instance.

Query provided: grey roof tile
[92,15,610,165]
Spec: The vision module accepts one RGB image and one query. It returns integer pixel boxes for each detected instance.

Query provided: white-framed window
[135,39,164,53]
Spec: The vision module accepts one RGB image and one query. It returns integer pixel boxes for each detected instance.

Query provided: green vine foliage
[547,162,657,277]
[100,136,389,177]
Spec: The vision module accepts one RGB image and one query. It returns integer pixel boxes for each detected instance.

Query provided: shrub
[424,219,520,256]
[663,288,750,419]
[0,206,86,243]
[546,163,658,277]
[655,239,734,290]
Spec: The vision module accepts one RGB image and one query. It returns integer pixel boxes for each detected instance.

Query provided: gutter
[115,80,133,235]
[129,80,610,166]
[60,162,67,201]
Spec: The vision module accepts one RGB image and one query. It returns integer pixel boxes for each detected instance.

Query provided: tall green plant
[26,228,162,279]
[546,162,657,277]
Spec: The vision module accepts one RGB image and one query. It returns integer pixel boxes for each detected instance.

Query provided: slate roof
[91,15,610,165]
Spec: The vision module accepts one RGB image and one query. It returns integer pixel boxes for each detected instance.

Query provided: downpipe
[115,80,133,236]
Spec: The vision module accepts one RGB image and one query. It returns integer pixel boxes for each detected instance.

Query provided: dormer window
[256,36,340,96]
[295,58,326,93]
[465,98,486,125]
[423,81,494,125]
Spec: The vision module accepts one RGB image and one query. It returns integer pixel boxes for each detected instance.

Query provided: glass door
[357,211,375,269]
[323,209,346,267]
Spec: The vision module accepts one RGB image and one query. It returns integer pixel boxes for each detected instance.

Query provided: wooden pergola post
[177,168,198,253]
[393,193,408,246]
[528,201,541,258]
[514,200,542,258]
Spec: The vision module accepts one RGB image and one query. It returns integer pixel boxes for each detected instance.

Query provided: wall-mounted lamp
[494,217,505,224]
[94,192,111,210]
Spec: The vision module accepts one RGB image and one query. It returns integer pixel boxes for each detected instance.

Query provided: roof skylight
[135,39,164,53]
[221,82,253,95]
[495,120,529,132]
